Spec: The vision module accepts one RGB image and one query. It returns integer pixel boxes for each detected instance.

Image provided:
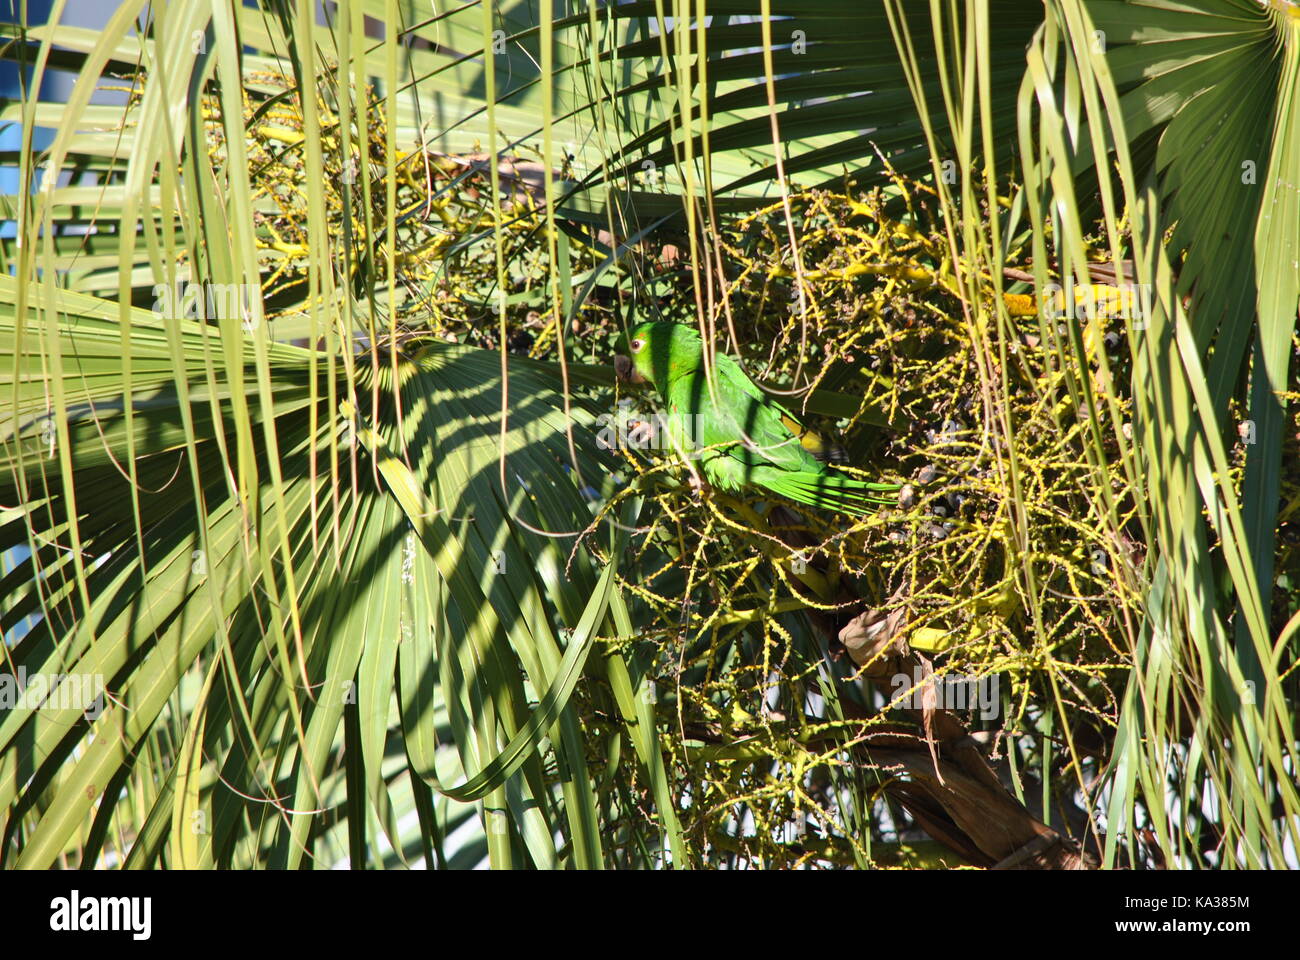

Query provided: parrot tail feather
[761,469,900,513]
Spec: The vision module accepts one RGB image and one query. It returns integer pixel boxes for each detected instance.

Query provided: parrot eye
[630,338,645,353]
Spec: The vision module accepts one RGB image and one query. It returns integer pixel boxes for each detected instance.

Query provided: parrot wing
[667,359,824,479]
[653,330,899,512]
[712,350,846,463]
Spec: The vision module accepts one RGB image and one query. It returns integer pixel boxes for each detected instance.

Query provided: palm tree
[1,0,1296,869]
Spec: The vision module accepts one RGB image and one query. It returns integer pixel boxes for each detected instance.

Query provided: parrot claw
[688,472,713,497]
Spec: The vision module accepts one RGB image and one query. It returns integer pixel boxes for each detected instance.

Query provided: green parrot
[615,321,900,513]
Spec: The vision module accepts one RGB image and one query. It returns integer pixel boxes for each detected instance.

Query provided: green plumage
[620,322,899,513]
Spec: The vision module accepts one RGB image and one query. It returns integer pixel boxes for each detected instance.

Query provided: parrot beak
[614,354,645,384]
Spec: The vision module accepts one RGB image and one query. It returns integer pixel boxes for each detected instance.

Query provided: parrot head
[615,322,704,388]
